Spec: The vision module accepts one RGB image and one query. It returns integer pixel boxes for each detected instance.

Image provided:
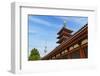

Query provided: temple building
[41,22,88,60]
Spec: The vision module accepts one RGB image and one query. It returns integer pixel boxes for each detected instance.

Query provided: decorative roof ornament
[63,21,66,28]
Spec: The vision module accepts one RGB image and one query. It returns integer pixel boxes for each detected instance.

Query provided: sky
[28,15,88,57]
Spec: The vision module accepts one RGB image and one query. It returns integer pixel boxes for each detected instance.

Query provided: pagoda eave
[57,34,71,39]
[57,27,73,35]
[56,37,67,44]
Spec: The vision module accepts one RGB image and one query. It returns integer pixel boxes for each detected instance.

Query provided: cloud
[54,16,88,25]
[54,16,88,31]
[29,16,62,30]
[29,16,51,27]
[29,30,38,34]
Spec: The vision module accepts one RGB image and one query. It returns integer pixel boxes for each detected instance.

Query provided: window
[74,44,79,48]
[65,50,68,53]
[61,51,65,54]
[81,39,88,45]
[56,53,60,57]
[69,46,74,50]
[71,50,80,59]
[52,56,56,59]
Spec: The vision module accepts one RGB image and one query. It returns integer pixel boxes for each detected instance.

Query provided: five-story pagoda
[57,21,73,44]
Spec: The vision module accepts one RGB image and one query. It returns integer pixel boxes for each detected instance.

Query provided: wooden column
[67,48,71,59]
[79,43,85,58]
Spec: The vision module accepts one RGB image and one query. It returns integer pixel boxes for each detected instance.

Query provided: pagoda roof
[57,27,73,35]
[57,32,71,39]
[56,36,67,43]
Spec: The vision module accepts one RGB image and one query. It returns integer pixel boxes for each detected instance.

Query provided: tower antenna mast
[44,41,47,53]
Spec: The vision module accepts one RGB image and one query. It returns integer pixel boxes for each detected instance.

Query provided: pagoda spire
[63,21,66,28]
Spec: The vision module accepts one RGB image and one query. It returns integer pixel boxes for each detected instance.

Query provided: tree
[28,48,40,60]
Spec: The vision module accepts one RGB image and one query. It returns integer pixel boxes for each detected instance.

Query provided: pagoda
[57,21,73,44]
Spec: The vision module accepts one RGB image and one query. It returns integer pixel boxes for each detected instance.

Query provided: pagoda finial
[63,21,66,28]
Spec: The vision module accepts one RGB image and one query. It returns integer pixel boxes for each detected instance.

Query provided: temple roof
[57,32,71,39]
[41,23,88,60]
[57,27,73,35]
[56,36,67,43]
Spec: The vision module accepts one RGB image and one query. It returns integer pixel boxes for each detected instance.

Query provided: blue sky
[28,15,88,57]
